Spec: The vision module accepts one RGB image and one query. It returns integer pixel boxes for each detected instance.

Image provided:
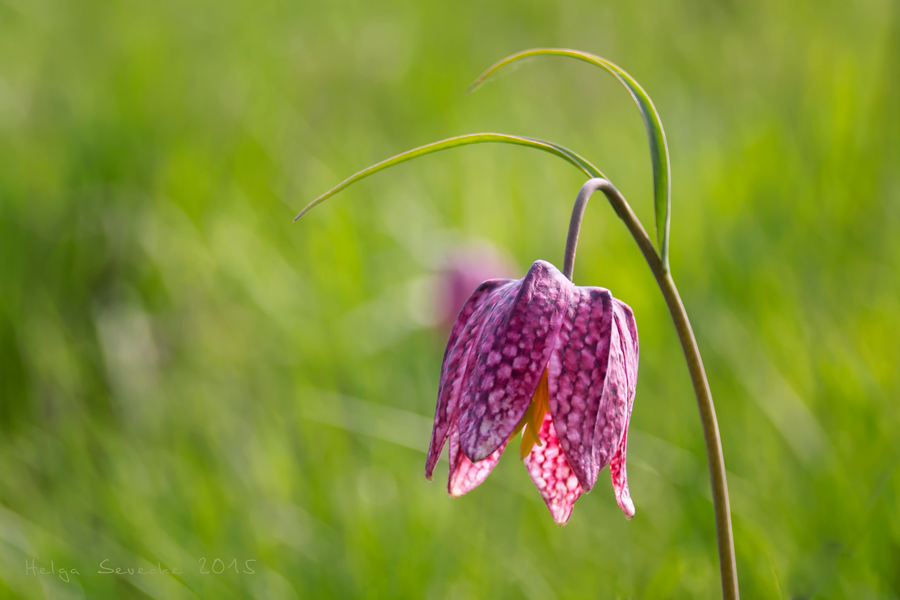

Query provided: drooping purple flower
[425,260,639,525]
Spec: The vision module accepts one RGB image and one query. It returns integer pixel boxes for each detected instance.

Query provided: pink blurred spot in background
[435,241,517,332]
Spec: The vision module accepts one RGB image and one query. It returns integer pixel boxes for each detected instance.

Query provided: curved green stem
[562,180,593,280]
[571,178,739,600]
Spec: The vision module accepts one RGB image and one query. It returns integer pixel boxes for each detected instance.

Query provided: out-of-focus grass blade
[470,48,672,271]
[294,133,606,220]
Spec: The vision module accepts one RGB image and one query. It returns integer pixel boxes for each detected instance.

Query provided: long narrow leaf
[525,137,603,178]
[470,48,672,270]
[295,133,605,220]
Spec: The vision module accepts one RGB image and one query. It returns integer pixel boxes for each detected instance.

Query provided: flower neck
[563,179,605,281]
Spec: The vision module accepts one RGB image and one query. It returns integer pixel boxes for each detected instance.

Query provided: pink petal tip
[524,413,584,525]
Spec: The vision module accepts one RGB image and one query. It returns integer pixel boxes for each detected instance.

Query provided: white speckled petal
[458,261,571,462]
[524,413,583,525]
[425,279,515,480]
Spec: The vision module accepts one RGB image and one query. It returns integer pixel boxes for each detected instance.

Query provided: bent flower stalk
[425,260,638,525]
[297,48,739,599]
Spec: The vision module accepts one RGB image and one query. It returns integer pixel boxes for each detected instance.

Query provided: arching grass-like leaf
[295,133,606,220]
[469,48,672,271]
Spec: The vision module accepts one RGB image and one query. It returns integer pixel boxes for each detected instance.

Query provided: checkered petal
[425,278,515,479]
[524,412,584,525]
[608,300,639,518]
[458,261,571,462]
[545,286,615,492]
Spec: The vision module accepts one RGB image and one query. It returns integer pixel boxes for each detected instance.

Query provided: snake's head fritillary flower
[425,259,639,525]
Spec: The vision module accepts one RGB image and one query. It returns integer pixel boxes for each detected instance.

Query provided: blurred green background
[1,0,898,597]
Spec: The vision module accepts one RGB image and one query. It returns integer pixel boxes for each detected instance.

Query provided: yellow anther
[512,368,549,459]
